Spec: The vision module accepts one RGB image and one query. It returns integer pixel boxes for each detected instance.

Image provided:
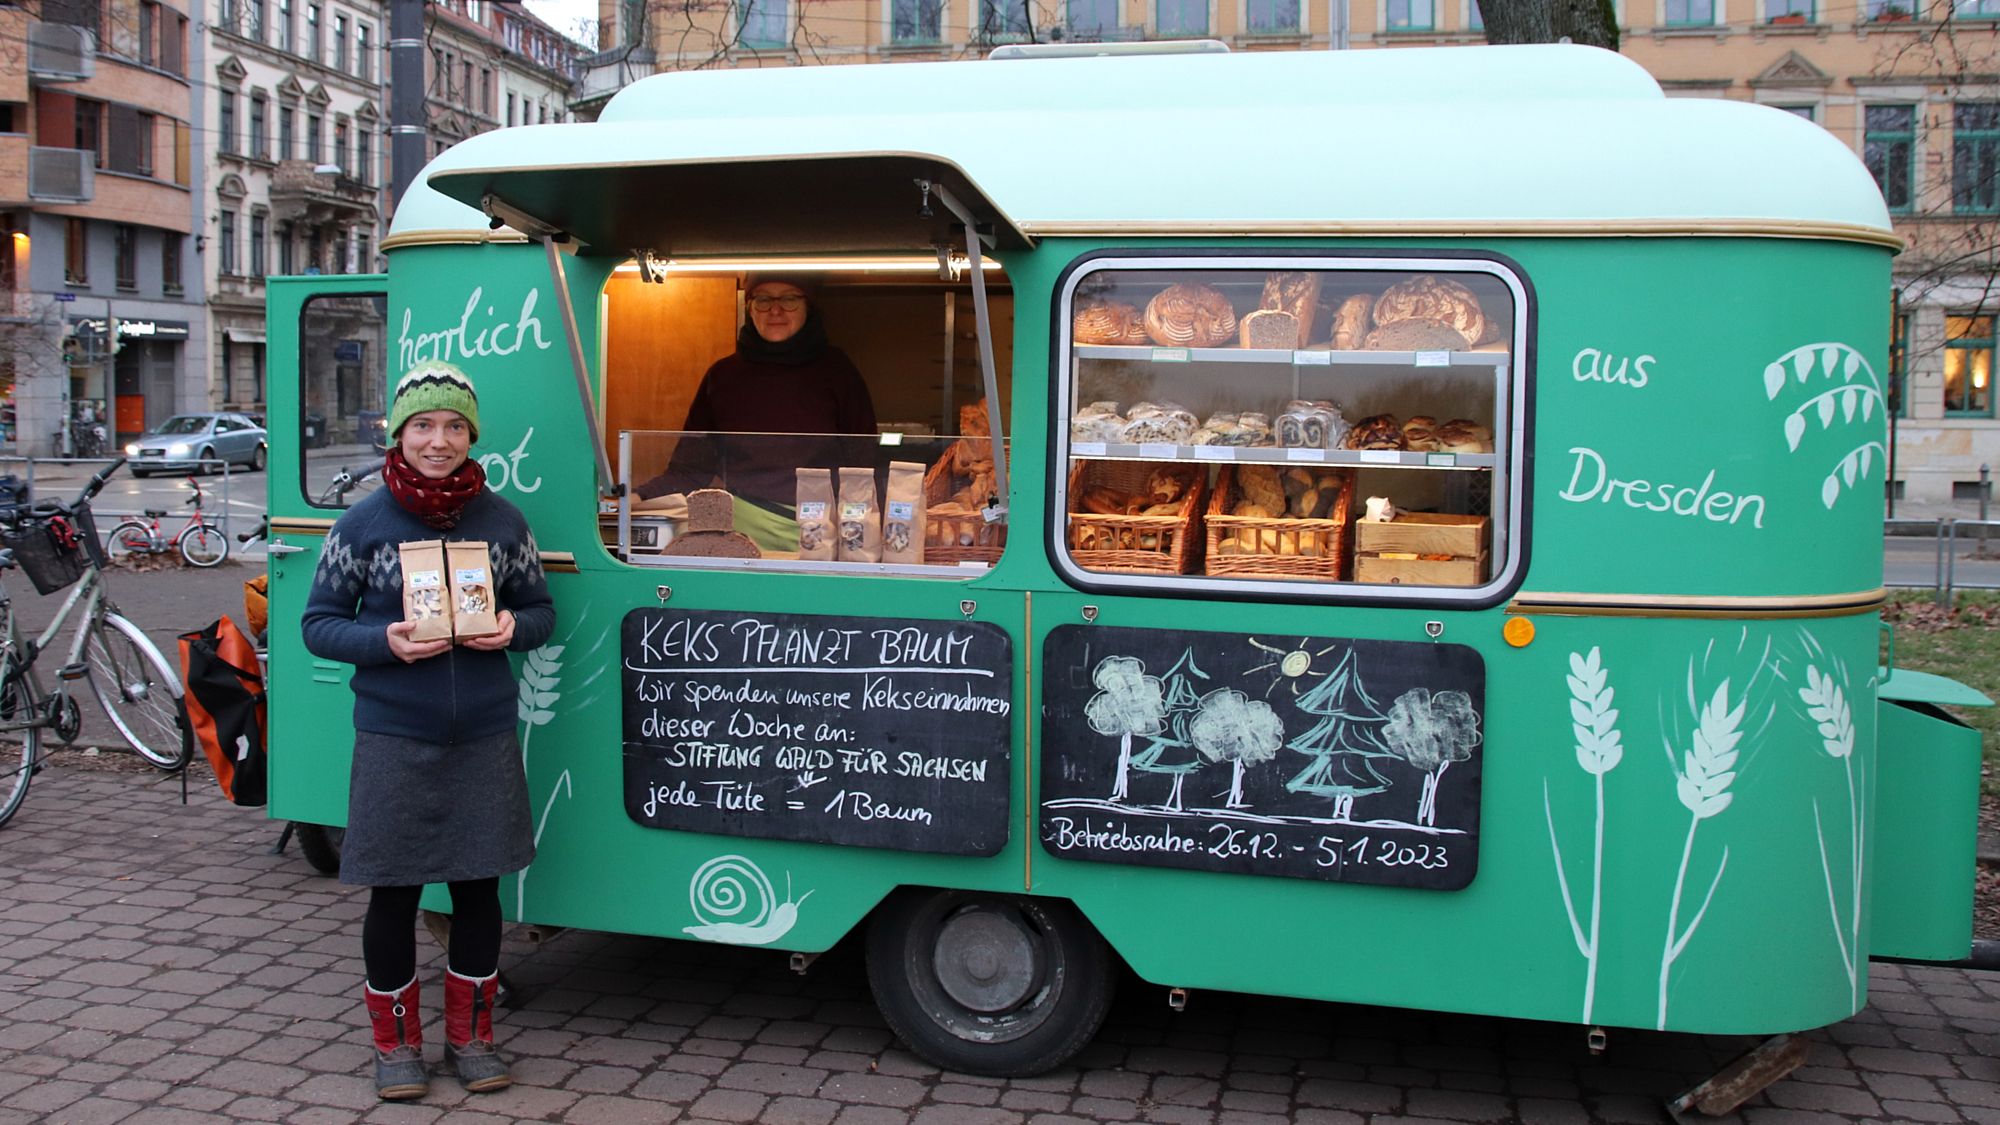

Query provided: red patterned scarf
[383,448,486,530]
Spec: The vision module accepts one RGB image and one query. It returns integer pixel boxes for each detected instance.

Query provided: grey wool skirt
[339,729,536,887]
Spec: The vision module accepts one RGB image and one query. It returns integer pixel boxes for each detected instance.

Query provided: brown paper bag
[837,467,881,564]
[399,540,453,642]
[883,461,925,565]
[447,540,500,640]
[796,468,836,561]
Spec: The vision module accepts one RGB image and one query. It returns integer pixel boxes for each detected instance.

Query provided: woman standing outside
[302,360,555,1100]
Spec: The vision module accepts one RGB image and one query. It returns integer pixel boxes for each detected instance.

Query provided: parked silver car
[124,413,268,476]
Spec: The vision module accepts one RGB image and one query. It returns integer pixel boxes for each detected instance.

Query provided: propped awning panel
[427,153,1030,257]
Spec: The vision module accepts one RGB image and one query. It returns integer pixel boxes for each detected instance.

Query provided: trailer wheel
[294,822,344,875]
[865,888,1113,1077]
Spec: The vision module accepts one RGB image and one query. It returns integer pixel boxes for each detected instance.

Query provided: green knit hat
[388,360,480,442]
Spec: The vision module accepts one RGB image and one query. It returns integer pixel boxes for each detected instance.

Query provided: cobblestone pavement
[2,757,1997,1125]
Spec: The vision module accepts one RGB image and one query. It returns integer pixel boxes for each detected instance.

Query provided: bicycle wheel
[106,520,155,560]
[177,524,227,567]
[85,614,187,770]
[0,667,41,830]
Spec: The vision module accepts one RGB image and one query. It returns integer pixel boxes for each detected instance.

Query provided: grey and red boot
[362,976,428,1100]
[443,967,511,1092]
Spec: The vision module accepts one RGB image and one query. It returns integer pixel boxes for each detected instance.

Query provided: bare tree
[1478,0,1619,49]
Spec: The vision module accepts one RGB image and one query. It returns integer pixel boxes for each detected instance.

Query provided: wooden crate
[1352,512,1490,558]
[1066,460,1206,575]
[1202,463,1356,581]
[1355,551,1491,587]
[923,454,1006,565]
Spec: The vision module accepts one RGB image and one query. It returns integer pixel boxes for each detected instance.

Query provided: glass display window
[1054,255,1529,603]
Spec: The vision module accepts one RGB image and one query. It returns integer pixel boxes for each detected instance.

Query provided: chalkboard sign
[622,609,1013,855]
[1039,625,1484,889]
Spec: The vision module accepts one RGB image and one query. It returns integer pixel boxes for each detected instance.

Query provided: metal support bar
[962,221,1008,515]
[1666,1033,1809,1120]
[541,237,617,494]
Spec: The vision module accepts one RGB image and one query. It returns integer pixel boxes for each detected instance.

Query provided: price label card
[1293,350,1332,366]
[1138,443,1178,460]
[1193,446,1235,461]
[1072,442,1106,457]
[1414,351,1452,367]
[1151,348,1191,363]
[1286,447,1327,463]
[1426,453,1458,468]
[1359,450,1402,464]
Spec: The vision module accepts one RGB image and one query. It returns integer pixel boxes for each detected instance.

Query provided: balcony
[29,147,93,203]
[268,160,378,224]
[28,22,95,83]
[574,46,655,113]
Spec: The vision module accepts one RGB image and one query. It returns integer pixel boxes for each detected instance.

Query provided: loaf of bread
[1237,465,1287,514]
[1362,317,1472,352]
[1240,309,1300,351]
[1402,415,1440,452]
[1332,293,1375,351]
[1345,414,1404,450]
[1373,275,1486,346]
[1072,302,1149,346]
[1144,283,1239,348]
[1259,272,1322,348]
[1119,405,1197,444]
[1436,418,1494,453]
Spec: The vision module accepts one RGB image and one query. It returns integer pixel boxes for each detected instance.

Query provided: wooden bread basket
[1065,460,1206,575]
[923,455,1006,565]
[1203,463,1356,581]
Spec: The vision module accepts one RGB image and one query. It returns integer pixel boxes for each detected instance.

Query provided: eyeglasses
[749,294,806,312]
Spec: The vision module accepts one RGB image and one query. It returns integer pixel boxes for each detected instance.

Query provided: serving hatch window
[1054,255,1528,604]
[600,259,1012,575]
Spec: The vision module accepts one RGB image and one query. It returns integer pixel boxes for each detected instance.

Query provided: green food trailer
[264,42,1987,1082]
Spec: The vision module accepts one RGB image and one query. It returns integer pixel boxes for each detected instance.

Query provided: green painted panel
[1879,667,1994,708]
[1871,700,1980,961]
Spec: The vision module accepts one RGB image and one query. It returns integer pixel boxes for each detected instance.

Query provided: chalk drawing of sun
[1245,637,1339,696]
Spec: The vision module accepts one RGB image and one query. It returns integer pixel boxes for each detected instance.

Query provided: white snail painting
[681,855,815,946]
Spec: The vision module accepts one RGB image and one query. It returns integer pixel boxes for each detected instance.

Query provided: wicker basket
[923,455,1006,565]
[1065,460,1206,575]
[1203,463,1356,582]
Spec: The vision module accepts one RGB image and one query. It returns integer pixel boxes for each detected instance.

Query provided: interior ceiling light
[612,256,1001,274]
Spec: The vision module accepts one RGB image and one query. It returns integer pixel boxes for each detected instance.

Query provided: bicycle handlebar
[79,458,126,507]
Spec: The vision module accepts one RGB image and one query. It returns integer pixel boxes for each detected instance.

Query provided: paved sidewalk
[1,755,1997,1125]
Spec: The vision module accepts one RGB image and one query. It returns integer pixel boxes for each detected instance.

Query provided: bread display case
[1057,259,1524,595]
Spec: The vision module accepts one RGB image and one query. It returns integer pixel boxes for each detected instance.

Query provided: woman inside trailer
[632,274,877,550]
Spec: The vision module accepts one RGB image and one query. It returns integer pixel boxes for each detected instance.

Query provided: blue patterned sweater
[301,488,556,744]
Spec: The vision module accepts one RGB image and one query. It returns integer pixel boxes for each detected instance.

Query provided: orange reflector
[1503,617,1535,648]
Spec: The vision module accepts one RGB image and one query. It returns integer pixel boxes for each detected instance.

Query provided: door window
[298,293,388,507]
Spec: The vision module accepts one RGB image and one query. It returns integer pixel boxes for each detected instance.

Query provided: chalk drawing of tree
[1547,646,1625,1024]
[1284,647,1396,821]
[1381,688,1481,827]
[1131,649,1213,811]
[1189,688,1285,809]
[1797,630,1864,1009]
[1762,342,1887,510]
[1084,655,1165,803]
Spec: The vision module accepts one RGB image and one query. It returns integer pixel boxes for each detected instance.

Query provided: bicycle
[105,476,229,568]
[0,460,190,828]
[315,460,382,507]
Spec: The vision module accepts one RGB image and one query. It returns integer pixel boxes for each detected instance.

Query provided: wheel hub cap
[933,909,1036,1013]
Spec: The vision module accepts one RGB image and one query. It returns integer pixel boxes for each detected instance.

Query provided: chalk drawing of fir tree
[1797,629,1864,1008]
[1382,688,1481,828]
[1189,688,1285,809]
[1657,631,1777,1030]
[1130,649,1213,811]
[1283,647,1396,821]
[1762,343,1887,509]
[1084,655,1165,803]
[1546,646,1625,1025]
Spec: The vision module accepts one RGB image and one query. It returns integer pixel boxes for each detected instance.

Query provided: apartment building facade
[2,0,203,455]
[590,0,2000,506]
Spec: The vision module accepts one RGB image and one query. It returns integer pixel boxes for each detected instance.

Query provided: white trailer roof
[397,43,1894,250]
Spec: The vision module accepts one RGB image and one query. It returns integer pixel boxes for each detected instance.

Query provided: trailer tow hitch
[1665,1033,1809,1121]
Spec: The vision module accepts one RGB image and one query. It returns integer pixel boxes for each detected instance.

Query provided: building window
[65,218,87,286]
[1385,0,1435,31]
[1157,0,1207,35]
[461,60,474,106]
[250,93,268,159]
[1067,0,1117,35]
[357,23,371,80]
[1945,315,1996,416]
[1959,0,2000,16]
[356,127,372,186]
[250,213,266,279]
[139,1,156,65]
[1955,102,2000,214]
[506,91,515,126]
[114,224,136,291]
[105,105,153,175]
[479,67,492,115]
[278,0,294,52]
[277,222,294,275]
[738,0,787,43]
[1666,0,1714,22]
[307,113,322,164]
[307,2,321,62]
[220,210,239,276]
[1774,104,1816,122]
[1763,0,1813,21]
[891,0,944,40]
[75,99,102,167]
[1246,0,1299,33]
[250,0,266,39]
[167,12,187,73]
[357,230,371,272]
[334,12,348,71]
[279,105,295,161]
[218,91,237,155]
[162,232,181,293]
[1866,105,1915,213]
[1469,0,1483,29]
[1890,310,1911,418]
[334,119,349,174]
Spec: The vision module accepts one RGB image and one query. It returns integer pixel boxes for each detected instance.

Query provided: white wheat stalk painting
[1658,674,1744,1030]
[1547,647,1624,1024]
[1800,653,1862,1008]
[1762,342,1887,510]
[512,622,613,918]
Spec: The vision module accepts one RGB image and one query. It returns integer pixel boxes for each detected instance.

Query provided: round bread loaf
[1073,302,1148,346]
[1362,317,1472,352]
[1144,283,1239,349]
[1373,275,1486,346]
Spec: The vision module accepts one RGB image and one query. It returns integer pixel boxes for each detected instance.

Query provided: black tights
[362,878,502,990]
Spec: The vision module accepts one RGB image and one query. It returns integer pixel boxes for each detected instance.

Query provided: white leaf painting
[1765,342,1886,511]
[1547,647,1624,1023]
[1798,630,1865,1007]
[1763,362,1787,400]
